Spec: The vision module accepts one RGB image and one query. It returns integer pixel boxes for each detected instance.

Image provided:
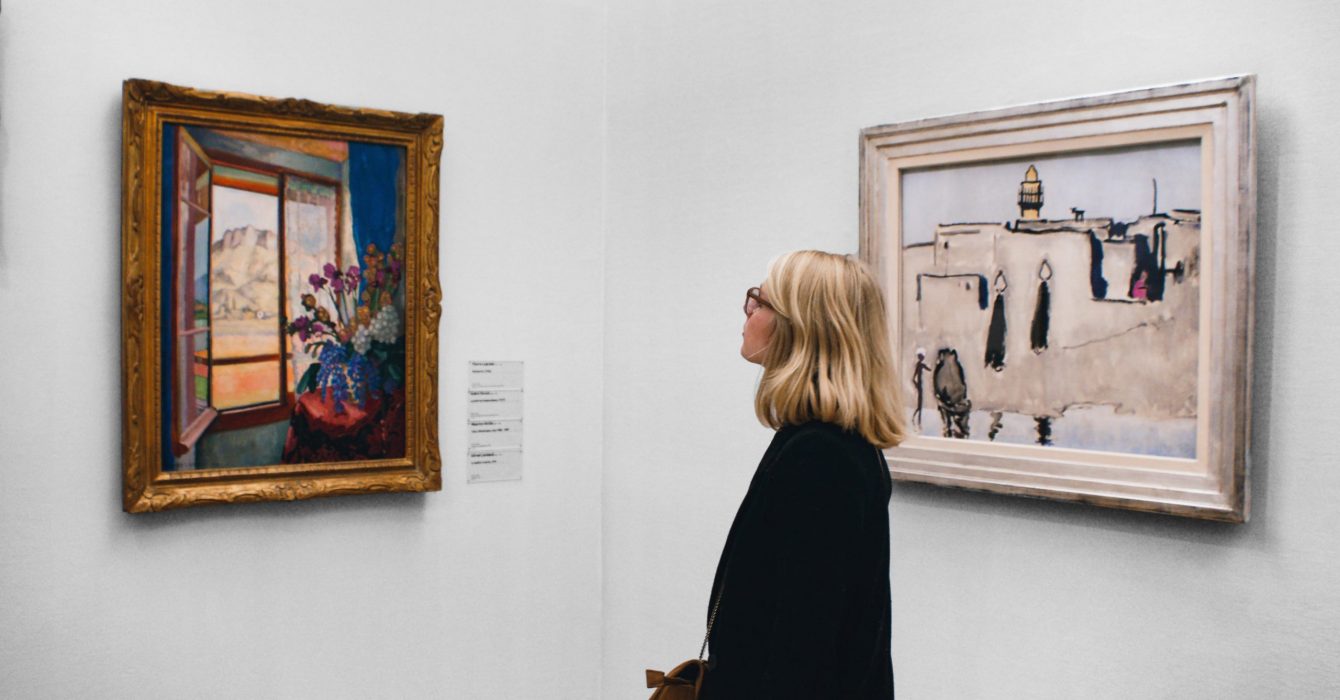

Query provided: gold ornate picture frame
[861,76,1255,522]
[121,79,443,512]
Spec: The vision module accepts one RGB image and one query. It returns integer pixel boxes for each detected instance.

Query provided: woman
[702,250,904,699]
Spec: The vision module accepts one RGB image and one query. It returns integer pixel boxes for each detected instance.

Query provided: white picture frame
[860,76,1255,522]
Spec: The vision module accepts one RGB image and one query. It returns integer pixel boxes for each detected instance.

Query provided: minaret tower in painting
[1018,164,1043,219]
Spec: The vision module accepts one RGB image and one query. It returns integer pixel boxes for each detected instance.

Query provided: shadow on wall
[1243,100,1285,538]
[0,14,11,276]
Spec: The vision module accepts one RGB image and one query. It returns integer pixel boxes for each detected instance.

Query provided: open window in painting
[165,125,356,470]
[209,167,284,413]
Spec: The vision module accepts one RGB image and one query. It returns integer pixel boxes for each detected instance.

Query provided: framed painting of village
[860,76,1255,522]
[120,79,443,512]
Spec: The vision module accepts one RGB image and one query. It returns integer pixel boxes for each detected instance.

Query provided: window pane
[192,332,210,412]
[175,334,195,427]
[171,330,211,427]
[191,162,210,209]
[284,177,339,393]
[191,213,211,330]
[210,184,282,409]
[212,361,281,411]
[176,204,211,330]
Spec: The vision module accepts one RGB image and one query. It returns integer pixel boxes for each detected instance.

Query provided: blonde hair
[754,250,906,448]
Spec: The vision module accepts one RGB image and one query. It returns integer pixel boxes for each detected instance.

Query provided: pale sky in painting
[901,141,1201,245]
[212,185,278,240]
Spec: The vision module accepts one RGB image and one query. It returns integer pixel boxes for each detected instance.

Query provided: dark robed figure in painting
[1031,260,1052,353]
[934,348,971,439]
[985,271,1008,371]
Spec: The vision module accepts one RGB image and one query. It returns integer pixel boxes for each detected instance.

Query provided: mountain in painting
[209,225,280,320]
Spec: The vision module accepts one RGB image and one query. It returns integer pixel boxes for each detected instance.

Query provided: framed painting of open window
[121,79,443,512]
[860,76,1255,522]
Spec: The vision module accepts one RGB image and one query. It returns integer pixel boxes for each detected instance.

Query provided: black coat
[702,421,894,699]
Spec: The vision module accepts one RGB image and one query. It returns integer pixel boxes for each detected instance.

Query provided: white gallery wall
[4,1,1340,699]
[602,1,1340,699]
[0,0,605,697]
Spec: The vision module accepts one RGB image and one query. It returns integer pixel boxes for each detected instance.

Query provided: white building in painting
[902,165,1201,438]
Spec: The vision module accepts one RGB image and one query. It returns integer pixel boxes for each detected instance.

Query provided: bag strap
[698,578,725,661]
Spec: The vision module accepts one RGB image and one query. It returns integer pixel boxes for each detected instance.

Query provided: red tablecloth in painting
[282,388,406,464]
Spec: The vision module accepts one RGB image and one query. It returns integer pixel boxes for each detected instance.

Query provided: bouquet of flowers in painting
[282,243,407,463]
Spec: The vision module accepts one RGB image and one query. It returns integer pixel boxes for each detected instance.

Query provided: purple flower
[292,316,311,341]
[323,262,338,279]
[331,276,345,293]
[347,266,361,282]
[309,273,327,291]
[389,259,402,279]
[376,268,386,285]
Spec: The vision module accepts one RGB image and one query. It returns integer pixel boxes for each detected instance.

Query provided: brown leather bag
[645,658,708,699]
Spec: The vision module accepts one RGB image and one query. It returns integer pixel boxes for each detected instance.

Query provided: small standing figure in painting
[1131,270,1150,300]
[911,347,931,430]
[933,348,972,439]
[988,411,1004,441]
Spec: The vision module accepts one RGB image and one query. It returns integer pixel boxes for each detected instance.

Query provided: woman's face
[741,284,776,365]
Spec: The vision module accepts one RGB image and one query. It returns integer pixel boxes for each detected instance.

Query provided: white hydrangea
[370,305,400,344]
[352,325,373,354]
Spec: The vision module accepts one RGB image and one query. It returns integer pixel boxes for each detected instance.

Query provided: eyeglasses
[743,287,774,317]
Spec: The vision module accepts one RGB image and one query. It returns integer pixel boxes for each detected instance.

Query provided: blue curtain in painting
[160,123,178,471]
[348,142,402,269]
